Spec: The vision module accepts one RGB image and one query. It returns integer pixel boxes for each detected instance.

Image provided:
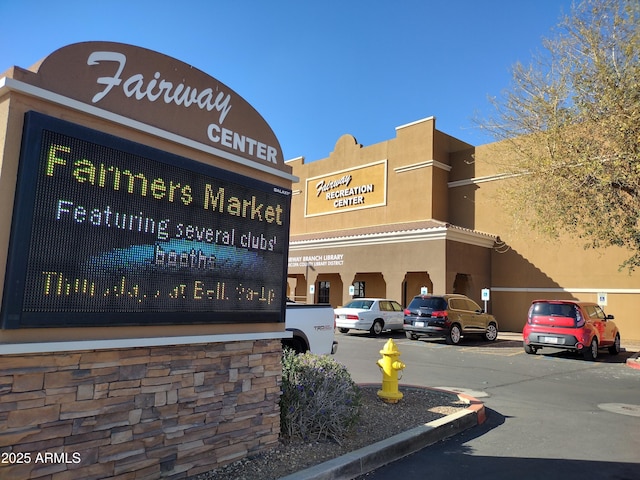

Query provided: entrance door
[317,281,330,304]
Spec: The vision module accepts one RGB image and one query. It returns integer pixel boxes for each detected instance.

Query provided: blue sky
[0,0,573,162]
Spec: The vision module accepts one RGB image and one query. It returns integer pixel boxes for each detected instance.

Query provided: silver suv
[403,294,498,344]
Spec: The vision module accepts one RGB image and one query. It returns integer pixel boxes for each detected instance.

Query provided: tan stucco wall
[287,117,639,340]
[287,118,492,310]
[445,241,492,306]
[288,238,448,307]
[288,117,462,235]
[0,94,21,297]
[470,144,640,339]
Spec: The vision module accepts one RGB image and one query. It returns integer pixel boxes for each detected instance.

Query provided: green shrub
[280,349,361,443]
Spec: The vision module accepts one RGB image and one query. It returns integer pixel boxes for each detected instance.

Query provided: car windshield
[408,297,447,311]
[344,300,374,309]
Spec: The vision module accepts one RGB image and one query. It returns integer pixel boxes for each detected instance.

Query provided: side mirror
[606,314,615,320]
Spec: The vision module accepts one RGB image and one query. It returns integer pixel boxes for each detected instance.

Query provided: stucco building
[286,116,640,340]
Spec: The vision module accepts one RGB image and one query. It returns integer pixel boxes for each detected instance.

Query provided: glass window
[408,296,447,311]
[318,281,330,304]
[345,299,372,309]
[532,302,576,318]
[353,281,365,298]
[465,299,482,312]
[448,299,462,310]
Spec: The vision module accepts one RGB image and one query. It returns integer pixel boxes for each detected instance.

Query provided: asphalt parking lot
[329,329,640,480]
[338,329,640,366]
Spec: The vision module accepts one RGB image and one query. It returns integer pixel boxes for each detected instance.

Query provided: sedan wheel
[338,328,349,334]
[370,320,384,336]
[406,331,418,340]
[608,333,621,355]
[484,323,498,341]
[446,324,462,345]
[583,337,598,361]
[523,342,537,355]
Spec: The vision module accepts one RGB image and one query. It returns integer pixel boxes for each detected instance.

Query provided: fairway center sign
[16,41,288,173]
[1,112,291,328]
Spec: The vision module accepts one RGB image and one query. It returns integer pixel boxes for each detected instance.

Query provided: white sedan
[334,298,404,335]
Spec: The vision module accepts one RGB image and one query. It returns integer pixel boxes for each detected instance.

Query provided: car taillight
[576,309,585,327]
[346,315,359,320]
[431,311,447,319]
[404,309,411,315]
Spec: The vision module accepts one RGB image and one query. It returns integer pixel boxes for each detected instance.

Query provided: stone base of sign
[0,339,282,478]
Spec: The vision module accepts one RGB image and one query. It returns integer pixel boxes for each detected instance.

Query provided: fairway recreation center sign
[305,160,387,216]
[1,112,291,328]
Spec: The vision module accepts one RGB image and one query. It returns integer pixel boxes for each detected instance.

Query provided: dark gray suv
[403,294,498,344]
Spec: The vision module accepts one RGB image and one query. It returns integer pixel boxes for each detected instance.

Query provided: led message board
[1,112,291,328]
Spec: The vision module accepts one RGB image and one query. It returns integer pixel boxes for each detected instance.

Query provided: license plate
[543,336,558,344]
[415,321,425,327]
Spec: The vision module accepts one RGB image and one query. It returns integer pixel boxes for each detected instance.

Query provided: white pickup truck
[283,302,338,355]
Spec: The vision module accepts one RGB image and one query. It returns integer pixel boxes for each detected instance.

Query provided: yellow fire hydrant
[376,338,406,403]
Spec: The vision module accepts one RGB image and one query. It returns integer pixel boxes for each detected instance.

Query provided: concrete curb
[279,387,485,480]
[626,351,640,370]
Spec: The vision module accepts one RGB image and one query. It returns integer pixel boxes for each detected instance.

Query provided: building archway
[453,273,472,297]
[402,272,433,306]
[287,274,307,303]
[350,272,386,299]
[314,273,343,307]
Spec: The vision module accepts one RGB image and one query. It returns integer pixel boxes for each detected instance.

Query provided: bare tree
[482,0,640,270]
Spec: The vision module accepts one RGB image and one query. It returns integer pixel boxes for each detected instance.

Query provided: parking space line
[396,340,523,356]
[458,346,523,356]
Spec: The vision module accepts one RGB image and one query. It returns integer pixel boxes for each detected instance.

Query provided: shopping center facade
[286,116,640,339]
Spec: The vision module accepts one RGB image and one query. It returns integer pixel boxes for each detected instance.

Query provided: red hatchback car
[522,300,621,361]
